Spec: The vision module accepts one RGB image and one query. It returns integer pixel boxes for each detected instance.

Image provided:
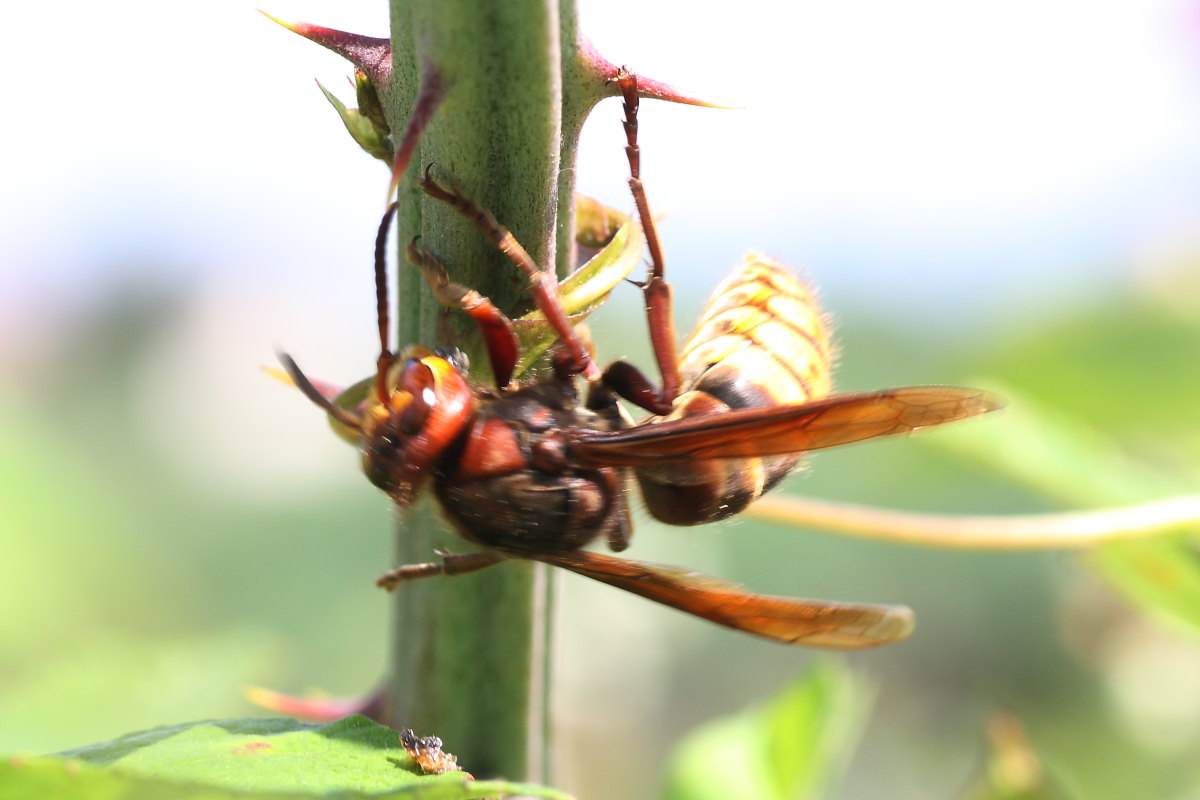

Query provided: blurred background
[2,1,1199,798]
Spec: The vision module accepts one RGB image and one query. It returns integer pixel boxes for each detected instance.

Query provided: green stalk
[381,0,567,781]
[272,0,706,777]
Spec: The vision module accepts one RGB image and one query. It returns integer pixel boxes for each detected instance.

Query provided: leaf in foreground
[6,716,570,799]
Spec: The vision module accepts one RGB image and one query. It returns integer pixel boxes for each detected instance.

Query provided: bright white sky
[2,0,1198,491]
[2,0,1197,322]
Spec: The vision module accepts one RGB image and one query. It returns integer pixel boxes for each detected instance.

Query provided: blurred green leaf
[662,662,868,800]
[1088,536,1200,637]
[0,396,131,649]
[573,196,626,249]
[330,376,374,445]
[941,385,1200,636]
[958,712,1075,800]
[977,302,1200,448]
[938,384,1194,507]
[0,630,278,755]
[23,717,569,799]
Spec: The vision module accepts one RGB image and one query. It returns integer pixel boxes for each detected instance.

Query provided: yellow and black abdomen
[635,252,833,525]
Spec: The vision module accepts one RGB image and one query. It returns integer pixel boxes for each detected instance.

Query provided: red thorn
[577,37,734,109]
[261,10,392,86]
[244,686,386,723]
[387,65,448,202]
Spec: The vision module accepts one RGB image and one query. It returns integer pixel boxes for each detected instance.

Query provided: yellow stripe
[677,253,831,406]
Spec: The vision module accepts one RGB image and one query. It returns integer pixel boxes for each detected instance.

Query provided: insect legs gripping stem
[281,70,1003,648]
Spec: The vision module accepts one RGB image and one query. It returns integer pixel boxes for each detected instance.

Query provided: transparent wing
[569,386,1002,466]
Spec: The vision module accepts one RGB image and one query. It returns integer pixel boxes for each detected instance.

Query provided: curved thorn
[577,37,736,109]
[260,10,392,86]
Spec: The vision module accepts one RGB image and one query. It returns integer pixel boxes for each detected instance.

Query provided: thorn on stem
[577,37,735,109]
[261,10,392,87]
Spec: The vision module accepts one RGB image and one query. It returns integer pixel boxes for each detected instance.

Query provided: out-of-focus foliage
[958,711,1077,800]
[942,384,1200,635]
[661,676,1083,800]
[0,286,392,755]
[4,268,1200,800]
[663,662,868,800]
[938,302,1200,639]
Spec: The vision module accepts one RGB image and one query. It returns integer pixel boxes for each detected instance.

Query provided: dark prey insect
[281,70,1002,648]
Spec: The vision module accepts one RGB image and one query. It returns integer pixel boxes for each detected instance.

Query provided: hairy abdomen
[636,253,833,524]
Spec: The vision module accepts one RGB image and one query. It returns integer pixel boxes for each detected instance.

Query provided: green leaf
[17,717,570,799]
[512,198,642,375]
[0,756,569,800]
[318,81,393,164]
[936,384,1190,508]
[662,662,869,800]
[353,69,392,152]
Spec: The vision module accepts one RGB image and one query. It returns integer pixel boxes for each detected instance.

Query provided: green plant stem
[380,0,570,781]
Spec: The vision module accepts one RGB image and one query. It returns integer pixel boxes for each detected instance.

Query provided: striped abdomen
[635,252,833,525]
